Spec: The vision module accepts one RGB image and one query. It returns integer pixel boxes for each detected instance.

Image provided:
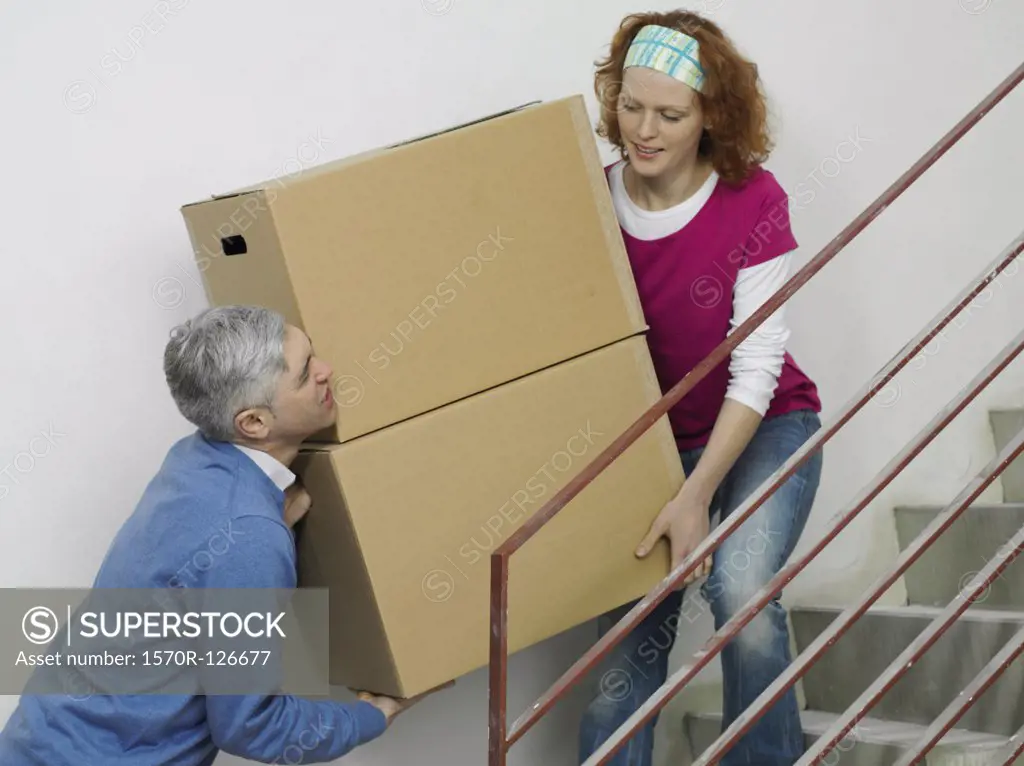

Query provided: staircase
[685,408,1024,765]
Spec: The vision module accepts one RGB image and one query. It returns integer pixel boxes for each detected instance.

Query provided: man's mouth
[322,388,333,407]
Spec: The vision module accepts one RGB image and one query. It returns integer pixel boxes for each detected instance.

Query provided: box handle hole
[222,235,247,256]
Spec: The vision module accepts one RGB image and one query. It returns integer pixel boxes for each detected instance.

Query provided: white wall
[2,1,1023,764]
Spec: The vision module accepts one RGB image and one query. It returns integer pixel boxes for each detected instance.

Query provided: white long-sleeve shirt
[609,162,791,416]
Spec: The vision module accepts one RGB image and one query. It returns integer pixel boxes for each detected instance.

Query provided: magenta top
[607,163,822,451]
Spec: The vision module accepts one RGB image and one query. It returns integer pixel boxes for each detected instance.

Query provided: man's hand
[283,483,312,528]
[635,492,713,588]
[356,680,455,725]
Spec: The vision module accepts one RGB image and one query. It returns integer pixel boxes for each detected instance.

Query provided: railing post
[488,552,509,766]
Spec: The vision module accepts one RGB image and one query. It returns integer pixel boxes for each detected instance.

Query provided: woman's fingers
[636,516,669,558]
[679,554,714,586]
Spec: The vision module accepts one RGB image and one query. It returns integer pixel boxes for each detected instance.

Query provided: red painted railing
[488,58,1024,766]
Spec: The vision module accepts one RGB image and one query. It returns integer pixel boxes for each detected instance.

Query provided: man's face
[255,324,336,443]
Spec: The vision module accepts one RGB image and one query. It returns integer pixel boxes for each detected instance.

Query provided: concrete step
[895,503,1024,609]
[685,709,1007,766]
[991,409,1024,503]
[791,605,1024,736]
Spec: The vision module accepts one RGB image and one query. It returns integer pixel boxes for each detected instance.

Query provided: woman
[578,11,824,766]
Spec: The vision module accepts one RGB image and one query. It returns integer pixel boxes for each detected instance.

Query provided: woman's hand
[633,401,764,587]
[635,492,713,587]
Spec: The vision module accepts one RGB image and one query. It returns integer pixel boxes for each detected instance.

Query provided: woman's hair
[594,10,773,185]
[163,305,289,442]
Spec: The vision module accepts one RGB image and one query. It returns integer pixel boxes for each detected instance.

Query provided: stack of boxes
[179,95,686,698]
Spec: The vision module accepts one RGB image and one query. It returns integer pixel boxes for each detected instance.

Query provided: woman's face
[616,66,705,180]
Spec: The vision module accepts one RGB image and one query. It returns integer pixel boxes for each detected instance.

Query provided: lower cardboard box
[293,335,685,698]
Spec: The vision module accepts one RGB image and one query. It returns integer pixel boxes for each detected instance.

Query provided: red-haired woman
[579,11,824,766]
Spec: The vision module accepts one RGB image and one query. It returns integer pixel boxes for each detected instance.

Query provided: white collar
[232,444,296,492]
[609,160,719,241]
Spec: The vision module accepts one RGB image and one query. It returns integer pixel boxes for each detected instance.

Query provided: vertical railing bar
[892,623,1024,766]
[796,430,1024,765]
[693,330,1024,766]
[488,553,510,766]
[586,333,1024,766]
[507,234,1024,746]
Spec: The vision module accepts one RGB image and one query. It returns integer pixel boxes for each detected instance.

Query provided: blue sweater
[0,432,387,765]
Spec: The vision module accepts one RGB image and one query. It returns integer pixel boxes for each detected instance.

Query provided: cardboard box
[292,336,684,697]
[180,96,646,443]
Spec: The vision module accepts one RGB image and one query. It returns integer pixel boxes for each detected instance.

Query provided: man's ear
[234,407,272,441]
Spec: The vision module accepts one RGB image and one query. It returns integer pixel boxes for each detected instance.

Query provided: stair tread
[895,502,1024,511]
[687,709,1008,748]
[793,603,1024,622]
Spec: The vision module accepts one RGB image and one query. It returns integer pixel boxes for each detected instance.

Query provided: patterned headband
[623,24,706,93]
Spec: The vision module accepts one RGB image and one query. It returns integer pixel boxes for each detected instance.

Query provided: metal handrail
[488,59,1024,766]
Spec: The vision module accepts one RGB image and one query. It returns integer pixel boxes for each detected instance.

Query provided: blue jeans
[578,408,823,766]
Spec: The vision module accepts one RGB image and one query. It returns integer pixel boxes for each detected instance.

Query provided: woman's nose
[638,113,658,139]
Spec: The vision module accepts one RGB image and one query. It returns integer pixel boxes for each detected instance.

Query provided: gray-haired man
[0,305,445,765]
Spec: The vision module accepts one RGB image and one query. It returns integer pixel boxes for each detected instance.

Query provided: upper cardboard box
[180,95,646,443]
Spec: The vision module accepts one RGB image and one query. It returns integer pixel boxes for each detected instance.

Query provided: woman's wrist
[676,476,715,509]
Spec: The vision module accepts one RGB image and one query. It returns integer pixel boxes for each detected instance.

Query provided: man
[0,305,444,764]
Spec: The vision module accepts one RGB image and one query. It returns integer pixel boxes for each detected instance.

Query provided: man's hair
[163,305,289,442]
